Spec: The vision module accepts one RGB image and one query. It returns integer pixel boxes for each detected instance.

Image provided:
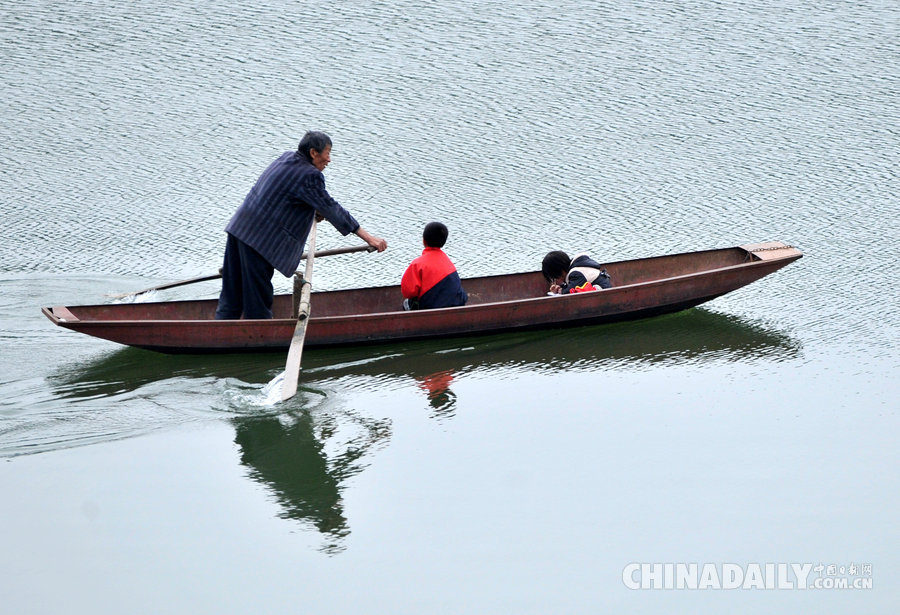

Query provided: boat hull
[42,242,802,353]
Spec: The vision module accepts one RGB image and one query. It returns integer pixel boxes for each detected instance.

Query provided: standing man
[216,131,387,319]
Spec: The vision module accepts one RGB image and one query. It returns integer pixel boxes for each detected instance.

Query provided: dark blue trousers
[215,233,275,319]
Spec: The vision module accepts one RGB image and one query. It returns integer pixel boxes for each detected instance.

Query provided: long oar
[107,244,374,299]
[106,271,224,299]
[281,220,318,401]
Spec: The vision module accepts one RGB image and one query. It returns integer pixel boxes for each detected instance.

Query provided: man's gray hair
[298,131,333,160]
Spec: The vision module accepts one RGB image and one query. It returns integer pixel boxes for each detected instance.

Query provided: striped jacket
[225,151,360,277]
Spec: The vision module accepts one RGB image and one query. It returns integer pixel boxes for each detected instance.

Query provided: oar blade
[280,220,318,402]
[280,318,309,401]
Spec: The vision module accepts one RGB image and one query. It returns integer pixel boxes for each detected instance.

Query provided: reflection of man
[233,409,390,553]
[234,414,348,548]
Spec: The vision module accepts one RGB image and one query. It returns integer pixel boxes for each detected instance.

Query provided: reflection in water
[16,307,801,542]
[43,308,800,403]
[416,370,457,418]
[47,351,278,402]
[304,308,802,385]
[233,410,391,554]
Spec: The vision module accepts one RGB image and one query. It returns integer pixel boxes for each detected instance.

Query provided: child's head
[542,251,570,283]
[423,222,449,248]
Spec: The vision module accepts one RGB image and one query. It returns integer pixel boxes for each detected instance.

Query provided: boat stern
[42,305,79,326]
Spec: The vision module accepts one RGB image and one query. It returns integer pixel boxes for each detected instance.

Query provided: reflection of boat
[305,307,802,383]
[47,307,800,401]
[47,351,273,401]
[42,242,801,353]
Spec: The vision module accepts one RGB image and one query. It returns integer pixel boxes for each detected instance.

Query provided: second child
[401,222,468,310]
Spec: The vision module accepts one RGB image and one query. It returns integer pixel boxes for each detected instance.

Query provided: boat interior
[298,246,752,318]
[47,246,755,322]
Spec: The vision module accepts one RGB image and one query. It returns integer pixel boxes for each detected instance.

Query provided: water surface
[1,1,897,613]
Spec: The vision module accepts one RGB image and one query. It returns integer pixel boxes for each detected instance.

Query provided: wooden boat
[42,241,802,354]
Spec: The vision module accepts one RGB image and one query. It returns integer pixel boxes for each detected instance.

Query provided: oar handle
[108,244,374,299]
[299,244,376,260]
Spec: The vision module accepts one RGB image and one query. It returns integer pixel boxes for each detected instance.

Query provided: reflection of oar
[107,244,375,299]
[281,219,318,402]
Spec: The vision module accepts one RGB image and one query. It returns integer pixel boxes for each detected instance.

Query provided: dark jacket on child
[560,254,612,293]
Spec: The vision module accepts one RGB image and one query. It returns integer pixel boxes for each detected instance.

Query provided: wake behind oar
[261,371,286,405]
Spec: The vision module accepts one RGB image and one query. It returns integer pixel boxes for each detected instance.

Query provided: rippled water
[1,1,897,612]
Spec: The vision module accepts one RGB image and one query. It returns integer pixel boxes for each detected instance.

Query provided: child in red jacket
[402,222,468,310]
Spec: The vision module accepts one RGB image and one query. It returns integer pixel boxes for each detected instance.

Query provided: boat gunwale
[43,247,802,328]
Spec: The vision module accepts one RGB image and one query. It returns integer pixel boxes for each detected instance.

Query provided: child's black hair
[423,222,449,248]
[541,251,571,282]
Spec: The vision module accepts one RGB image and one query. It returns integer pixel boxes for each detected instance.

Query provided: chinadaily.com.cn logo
[622,562,873,590]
